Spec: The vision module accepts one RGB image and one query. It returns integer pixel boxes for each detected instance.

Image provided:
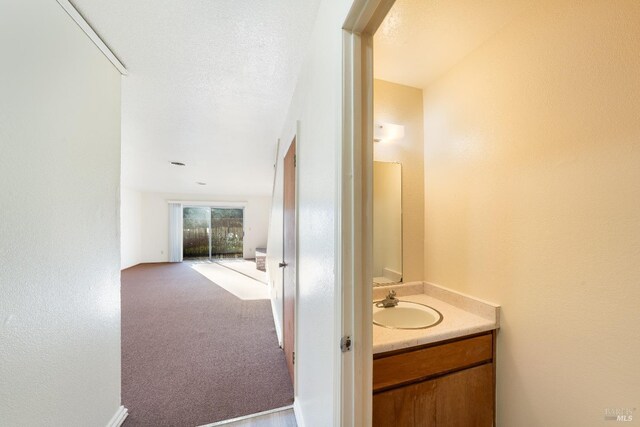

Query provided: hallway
[121,263,293,426]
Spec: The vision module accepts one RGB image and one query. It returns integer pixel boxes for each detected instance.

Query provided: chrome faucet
[379,290,399,308]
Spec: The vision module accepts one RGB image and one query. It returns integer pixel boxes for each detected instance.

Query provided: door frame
[340,1,396,426]
[278,123,301,403]
[282,136,297,388]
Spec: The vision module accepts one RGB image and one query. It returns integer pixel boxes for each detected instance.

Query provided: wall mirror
[373,161,403,285]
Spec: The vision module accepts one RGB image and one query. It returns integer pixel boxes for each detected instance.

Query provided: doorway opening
[183,206,244,259]
[122,199,294,425]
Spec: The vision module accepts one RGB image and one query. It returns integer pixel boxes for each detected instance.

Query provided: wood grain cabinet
[373,332,496,427]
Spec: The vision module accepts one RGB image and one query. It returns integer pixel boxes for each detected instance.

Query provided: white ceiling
[374,0,529,89]
[72,0,321,196]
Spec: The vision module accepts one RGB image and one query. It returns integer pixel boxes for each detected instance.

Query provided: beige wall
[373,162,403,278]
[422,1,640,425]
[374,79,425,282]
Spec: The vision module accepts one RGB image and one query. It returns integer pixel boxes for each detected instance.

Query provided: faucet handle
[379,289,399,308]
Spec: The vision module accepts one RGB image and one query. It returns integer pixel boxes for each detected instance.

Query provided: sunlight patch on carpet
[191,263,269,300]
[215,259,268,284]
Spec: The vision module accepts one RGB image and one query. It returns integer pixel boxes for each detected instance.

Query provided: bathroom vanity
[372,282,499,427]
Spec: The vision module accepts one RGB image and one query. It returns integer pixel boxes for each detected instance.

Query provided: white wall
[121,187,142,269]
[266,0,353,424]
[138,191,270,262]
[0,1,122,425]
[267,146,285,344]
[421,1,640,425]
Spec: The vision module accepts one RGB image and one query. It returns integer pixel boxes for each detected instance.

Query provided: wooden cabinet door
[373,380,437,427]
[373,363,494,427]
[435,363,494,427]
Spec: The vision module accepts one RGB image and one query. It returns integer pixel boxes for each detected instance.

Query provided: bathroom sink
[373,300,443,329]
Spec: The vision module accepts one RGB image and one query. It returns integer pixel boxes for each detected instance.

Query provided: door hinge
[340,336,352,352]
[292,351,295,365]
[294,154,296,167]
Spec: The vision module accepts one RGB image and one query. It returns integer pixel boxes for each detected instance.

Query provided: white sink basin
[373,300,443,329]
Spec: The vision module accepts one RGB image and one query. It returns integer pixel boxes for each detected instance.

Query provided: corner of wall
[106,406,128,427]
[293,399,306,427]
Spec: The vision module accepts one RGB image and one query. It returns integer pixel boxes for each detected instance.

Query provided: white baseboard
[269,290,283,346]
[198,405,293,427]
[293,399,305,427]
[121,262,141,271]
[106,406,128,427]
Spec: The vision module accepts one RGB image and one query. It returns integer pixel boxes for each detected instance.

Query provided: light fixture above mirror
[374,122,405,143]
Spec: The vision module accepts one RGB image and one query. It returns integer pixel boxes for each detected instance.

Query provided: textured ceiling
[72,0,321,195]
[374,0,530,89]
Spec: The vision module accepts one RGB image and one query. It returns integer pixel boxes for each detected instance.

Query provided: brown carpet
[121,263,293,427]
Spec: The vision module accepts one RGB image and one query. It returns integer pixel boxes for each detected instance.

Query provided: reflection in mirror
[373,161,402,286]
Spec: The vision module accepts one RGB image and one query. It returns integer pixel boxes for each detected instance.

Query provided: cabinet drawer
[373,333,493,392]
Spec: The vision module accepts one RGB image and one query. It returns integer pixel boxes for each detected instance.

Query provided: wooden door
[283,139,296,383]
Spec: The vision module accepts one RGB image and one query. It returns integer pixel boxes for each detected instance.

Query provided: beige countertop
[373,282,500,354]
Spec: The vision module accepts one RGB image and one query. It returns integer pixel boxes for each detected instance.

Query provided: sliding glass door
[183,206,244,259]
[210,208,243,257]
[183,207,210,258]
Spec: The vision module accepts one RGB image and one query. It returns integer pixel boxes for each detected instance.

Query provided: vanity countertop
[373,282,500,354]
